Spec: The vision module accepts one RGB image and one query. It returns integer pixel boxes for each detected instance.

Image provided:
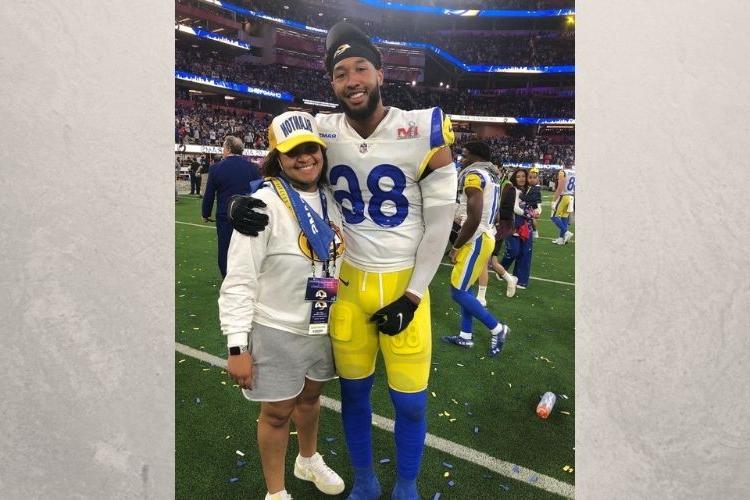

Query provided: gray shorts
[241,322,336,402]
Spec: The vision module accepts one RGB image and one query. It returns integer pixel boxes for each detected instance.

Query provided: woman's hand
[227,352,254,390]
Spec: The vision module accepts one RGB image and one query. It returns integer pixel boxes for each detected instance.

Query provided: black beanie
[463,141,491,161]
[325,21,381,75]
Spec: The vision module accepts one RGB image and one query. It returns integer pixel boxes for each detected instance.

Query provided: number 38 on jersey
[329,163,410,227]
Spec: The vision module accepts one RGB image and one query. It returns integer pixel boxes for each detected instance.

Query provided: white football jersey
[457,161,499,241]
[316,107,454,272]
[561,168,576,196]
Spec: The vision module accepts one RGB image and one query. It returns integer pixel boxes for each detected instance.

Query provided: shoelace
[308,456,339,482]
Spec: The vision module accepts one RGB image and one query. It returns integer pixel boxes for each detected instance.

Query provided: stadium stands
[175,0,575,166]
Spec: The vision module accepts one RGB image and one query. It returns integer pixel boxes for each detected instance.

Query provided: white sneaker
[294,453,345,495]
[551,237,564,245]
[505,276,518,298]
[563,231,574,244]
[477,296,487,307]
[265,490,292,500]
[533,230,539,239]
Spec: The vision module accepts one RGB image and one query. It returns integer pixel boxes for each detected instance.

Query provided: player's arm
[404,145,457,301]
[552,170,565,208]
[370,146,457,335]
[449,186,482,263]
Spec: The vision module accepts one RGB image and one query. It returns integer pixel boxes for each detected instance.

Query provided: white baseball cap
[268,111,326,154]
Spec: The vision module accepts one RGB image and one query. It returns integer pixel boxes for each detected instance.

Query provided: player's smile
[346,89,367,105]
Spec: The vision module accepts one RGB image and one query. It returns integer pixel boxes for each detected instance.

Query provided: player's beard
[338,85,381,121]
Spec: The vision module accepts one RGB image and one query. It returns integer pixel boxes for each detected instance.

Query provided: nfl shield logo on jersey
[359,142,368,154]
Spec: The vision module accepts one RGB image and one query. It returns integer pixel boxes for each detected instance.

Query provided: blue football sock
[340,376,375,470]
[389,389,427,487]
[451,286,500,330]
[459,303,472,333]
[392,475,418,500]
[551,216,566,237]
[347,466,381,500]
[341,376,381,499]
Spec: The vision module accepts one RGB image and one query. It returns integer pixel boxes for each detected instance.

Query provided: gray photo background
[1,0,749,499]
[0,1,175,499]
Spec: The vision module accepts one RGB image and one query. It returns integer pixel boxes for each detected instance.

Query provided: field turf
[175,191,574,499]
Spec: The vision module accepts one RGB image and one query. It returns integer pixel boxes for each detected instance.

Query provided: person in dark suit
[202,136,261,277]
[189,159,201,195]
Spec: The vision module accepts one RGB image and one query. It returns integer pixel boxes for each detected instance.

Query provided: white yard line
[438,263,575,286]
[176,221,213,228]
[175,342,575,499]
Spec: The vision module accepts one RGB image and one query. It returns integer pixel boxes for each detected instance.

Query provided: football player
[228,22,457,500]
[442,141,510,356]
[551,162,575,244]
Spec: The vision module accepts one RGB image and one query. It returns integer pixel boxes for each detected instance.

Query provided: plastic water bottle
[536,392,557,419]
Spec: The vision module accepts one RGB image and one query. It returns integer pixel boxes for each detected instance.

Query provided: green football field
[175,192,575,499]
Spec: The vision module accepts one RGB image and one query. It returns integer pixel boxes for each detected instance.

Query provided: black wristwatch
[229,345,249,356]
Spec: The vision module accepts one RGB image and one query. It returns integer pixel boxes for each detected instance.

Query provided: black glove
[228,195,269,236]
[370,295,418,336]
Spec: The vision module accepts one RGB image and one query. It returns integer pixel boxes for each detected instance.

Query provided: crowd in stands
[457,134,575,166]
[177,48,337,102]
[428,33,573,66]
[177,47,574,118]
[193,0,574,67]
[175,96,574,165]
[175,99,272,149]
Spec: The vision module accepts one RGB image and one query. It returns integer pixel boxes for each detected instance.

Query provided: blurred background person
[202,136,262,278]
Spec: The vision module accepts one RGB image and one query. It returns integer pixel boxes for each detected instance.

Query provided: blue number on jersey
[329,164,409,227]
[566,176,576,192]
[329,165,366,224]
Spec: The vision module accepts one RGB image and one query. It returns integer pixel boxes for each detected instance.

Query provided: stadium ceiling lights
[356,0,575,18]
[194,0,573,74]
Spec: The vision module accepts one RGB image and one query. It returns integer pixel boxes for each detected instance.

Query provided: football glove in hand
[228,195,269,236]
[370,295,418,336]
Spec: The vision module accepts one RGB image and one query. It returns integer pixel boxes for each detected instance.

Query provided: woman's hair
[262,144,329,185]
[509,168,528,189]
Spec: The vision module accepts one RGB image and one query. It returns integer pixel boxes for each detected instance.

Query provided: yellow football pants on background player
[554,194,574,218]
[450,233,495,291]
[330,261,432,393]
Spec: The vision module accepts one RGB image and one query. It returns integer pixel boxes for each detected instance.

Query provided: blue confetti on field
[228,477,240,484]
[195,397,201,404]
[474,426,479,433]
[512,465,520,474]
[529,475,539,483]
[467,411,474,416]
[442,462,453,469]
[448,480,455,487]
[330,450,337,456]
[236,460,247,467]
[325,436,336,442]
[500,484,511,491]
[379,458,391,464]
[432,494,441,500]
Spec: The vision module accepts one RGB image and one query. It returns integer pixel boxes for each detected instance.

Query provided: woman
[500,168,536,290]
[219,111,345,500]
[476,170,523,302]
